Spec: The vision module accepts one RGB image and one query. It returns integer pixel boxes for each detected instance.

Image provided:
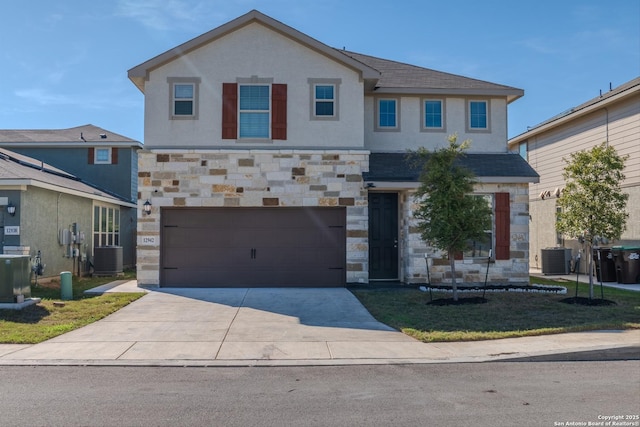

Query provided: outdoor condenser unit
[93,246,123,276]
[541,248,572,275]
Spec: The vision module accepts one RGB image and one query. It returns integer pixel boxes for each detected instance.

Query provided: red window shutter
[271,84,287,140]
[111,147,118,164]
[495,192,510,260]
[454,251,463,260]
[222,83,238,139]
[88,147,95,164]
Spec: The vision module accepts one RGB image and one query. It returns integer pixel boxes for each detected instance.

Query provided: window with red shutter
[222,83,238,139]
[271,83,287,140]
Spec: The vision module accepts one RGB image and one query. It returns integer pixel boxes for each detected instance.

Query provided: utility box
[0,255,31,303]
[541,248,572,275]
[93,246,123,276]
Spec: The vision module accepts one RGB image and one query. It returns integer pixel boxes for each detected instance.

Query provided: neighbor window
[93,205,120,247]
[308,78,341,120]
[423,99,444,130]
[168,77,200,119]
[94,148,111,164]
[468,100,488,130]
[463,195,493,258]
[519,142,528,161]
[375,98,399,131]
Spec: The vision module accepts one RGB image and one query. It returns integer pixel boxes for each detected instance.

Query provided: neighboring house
[128,10,538,288]
[509,77,640,273]
[0,124,143,268]
[0,149,137,279]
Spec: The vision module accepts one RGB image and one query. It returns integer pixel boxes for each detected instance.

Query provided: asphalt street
[1,361,638,427]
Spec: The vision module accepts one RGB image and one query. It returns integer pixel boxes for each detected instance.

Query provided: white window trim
[94,147,112,164]
[374,97,401,132]
[237,76,274,140]
[167,77,200,120]
[421,98,446,132]
[466,99,491,132]
[308,78,340,121]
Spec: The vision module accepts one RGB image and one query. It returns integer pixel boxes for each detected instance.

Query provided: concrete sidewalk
[0,281,638,367]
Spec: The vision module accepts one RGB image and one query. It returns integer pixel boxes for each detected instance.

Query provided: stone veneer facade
[399,183,531,285]
[137,149,369,286]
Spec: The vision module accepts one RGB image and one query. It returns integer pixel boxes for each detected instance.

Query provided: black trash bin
[612,246,640,284]
[593,247,617,282]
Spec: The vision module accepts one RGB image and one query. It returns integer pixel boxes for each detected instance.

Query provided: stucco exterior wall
[143,22,365,150]
[137,149,370,286]
[364,96,508,153]
[400,183,531,285]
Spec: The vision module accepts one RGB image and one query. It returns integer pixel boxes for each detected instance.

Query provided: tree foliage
[556,143,629,298]
[411,134,492,301]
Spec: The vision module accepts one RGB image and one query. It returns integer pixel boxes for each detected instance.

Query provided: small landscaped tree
[556,143,629,299]
[412,134,492,301]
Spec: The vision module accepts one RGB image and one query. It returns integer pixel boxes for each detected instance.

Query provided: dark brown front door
[160,207,346,287]
[368,193,399,280]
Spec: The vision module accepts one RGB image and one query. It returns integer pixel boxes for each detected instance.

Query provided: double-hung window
[468,100,489,130]
[376,98,399,130]
[239,84,270,138]
[168,77,200,119]
[314,85,335,117]
[308,78,340,120]
[463,195,493,259]
[422,99,444,131]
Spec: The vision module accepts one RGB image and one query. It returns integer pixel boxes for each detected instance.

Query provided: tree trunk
[588,243,594,300]
[449,250,458,301]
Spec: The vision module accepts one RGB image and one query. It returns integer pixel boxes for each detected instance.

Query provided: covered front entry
[368,193,399,280]
[160,207,346,287]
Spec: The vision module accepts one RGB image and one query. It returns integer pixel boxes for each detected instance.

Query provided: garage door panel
[161,207,346,287]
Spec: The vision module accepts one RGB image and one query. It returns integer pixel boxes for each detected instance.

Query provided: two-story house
[129,10,538,288]
[509,77,639,276]
[0,124,143,269]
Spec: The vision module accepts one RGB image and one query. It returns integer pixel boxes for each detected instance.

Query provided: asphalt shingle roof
[364,152,539,182]
[0,148,128,203]
[0,124,138,144]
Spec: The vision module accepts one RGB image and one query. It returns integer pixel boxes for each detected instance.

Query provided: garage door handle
[251,248,256,259]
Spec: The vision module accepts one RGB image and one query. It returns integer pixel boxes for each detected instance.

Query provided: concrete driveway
[1,282,638,366]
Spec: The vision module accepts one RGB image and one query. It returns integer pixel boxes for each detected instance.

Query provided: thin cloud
[116,0,207,31]
[14,88,76,106]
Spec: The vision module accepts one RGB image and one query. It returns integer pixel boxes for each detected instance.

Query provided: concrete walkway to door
[0,282,638,366]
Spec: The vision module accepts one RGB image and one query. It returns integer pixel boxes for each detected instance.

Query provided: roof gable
[128,10,380,93]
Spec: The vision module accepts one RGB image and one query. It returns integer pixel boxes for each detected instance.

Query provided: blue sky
[1,0,638,142]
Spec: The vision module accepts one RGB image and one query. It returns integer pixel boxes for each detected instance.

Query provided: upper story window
[314,85,335,116]
[422,99,444,131]
[222,79,287,141]
[95,148,111,164]
[375,98,399,131]
[239,84,270,138]
[468,100,489,130]
[519,141,528,160]
[308,78,341,121]
[88,147,117,165]
[167,77,200,120]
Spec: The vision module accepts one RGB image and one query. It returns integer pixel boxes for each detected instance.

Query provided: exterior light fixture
[6,202,16,216]
[143,200,152,215]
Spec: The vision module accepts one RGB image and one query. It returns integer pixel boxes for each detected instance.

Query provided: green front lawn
[349,278,640,342]
[0,271,143,344]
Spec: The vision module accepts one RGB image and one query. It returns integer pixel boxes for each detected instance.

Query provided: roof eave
[509,81,640,146]
[371,87,524,101]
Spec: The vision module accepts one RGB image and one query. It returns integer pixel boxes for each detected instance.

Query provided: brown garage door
[160,207,346,287]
